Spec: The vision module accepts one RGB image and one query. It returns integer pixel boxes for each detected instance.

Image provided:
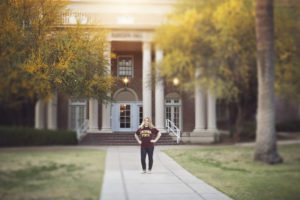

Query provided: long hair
[139,117,154,129]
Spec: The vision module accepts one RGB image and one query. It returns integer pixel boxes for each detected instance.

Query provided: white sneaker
[141,170,146,174]
[147,170,152,174]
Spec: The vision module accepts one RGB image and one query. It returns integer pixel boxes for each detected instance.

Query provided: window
[69,99,87,130]
[117,56,134,77]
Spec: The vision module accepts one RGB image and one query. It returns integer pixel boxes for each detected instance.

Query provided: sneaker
[147,170,152,174]
[141,170,146,174]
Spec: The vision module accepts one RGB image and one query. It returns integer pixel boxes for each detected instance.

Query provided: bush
[276,120,300,132]
[0,126,77,147]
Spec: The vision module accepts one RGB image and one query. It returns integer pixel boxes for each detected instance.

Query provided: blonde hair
[139,117,154,129]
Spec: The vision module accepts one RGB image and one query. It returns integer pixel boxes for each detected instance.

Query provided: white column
[100,42,112,133]
[155,47,166,132]
[143,41,152,119]
[47,92,58,130]
[192,68,206,133]
[35,99,45,129]
[207,90,217,130]
[87,98,100,132]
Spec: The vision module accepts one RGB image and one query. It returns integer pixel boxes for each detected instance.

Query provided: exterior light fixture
[173,77,179,86]
[123,77,129,87]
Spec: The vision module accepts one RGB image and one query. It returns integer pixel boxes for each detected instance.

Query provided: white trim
[112,101,142,132]
[113,88,139,102]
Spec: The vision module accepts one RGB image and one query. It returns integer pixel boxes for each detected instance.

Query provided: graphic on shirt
[140,130,151,137]
[136,127,158,148]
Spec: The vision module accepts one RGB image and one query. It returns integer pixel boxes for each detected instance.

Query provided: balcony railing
[61,11,95,25]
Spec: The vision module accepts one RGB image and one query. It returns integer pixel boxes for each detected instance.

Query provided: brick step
[79,132,178,145]
[81,140,174,143]
[80,141,175,144]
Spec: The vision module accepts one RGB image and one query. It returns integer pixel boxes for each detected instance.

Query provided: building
[34,0,226,143]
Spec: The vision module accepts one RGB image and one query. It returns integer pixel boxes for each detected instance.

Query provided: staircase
[79,132,178,146]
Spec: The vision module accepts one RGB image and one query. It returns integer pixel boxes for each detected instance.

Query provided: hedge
[0,126,77,147]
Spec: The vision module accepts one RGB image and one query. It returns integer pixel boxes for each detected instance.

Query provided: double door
[112,102,142,132]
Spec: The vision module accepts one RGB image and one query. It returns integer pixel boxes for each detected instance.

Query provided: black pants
[140,146,154,171]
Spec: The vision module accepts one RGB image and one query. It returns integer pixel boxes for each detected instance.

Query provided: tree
[155,0,258,141]
[254,0,283,164]
[0,0,115,105]
[23,27,114,102]
[0,0,65,104]
[274,0,300,101]
[156,0,299,144]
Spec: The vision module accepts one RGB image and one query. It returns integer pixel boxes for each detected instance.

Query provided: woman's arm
[151,132,162,143]
[134,133,142,144]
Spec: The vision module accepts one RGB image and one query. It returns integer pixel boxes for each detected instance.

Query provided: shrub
[0,126,77,147]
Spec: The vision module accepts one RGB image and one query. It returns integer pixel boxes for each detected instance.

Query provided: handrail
[76,119,89,140]
[165,119,181,144]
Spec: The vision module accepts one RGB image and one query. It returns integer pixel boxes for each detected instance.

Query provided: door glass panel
[165,106,171,121]
[70,106,76,130]
[78,106,85,126]
[174,107,180,128]
[120,104,131,128]
[139,106,143,125]
[165,106,180,129]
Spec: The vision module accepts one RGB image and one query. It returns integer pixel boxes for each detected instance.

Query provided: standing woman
[135,117,161,174]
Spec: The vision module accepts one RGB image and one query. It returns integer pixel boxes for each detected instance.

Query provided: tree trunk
[254,0,283,164]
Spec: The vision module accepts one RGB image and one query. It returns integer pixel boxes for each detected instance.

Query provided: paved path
[100,146,232,200]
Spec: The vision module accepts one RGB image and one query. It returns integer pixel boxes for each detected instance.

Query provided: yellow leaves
[54,77,62,85]
[154,0,259,100]
[56,58,71,70]
[213,0,254,35]
[24,65,35,73]
[0,0,114,102]
[111,52,117,59]
[155,9,202,53]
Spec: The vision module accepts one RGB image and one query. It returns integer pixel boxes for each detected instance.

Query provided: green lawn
[165,144,300,200]
[0,148,106,200]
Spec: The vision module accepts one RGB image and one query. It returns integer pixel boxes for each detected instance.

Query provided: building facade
[34,0,223,143]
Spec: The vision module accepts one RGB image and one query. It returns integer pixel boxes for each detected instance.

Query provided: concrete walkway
[100,146,232,200]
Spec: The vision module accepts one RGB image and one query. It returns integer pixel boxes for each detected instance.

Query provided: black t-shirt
[135,127,159,148]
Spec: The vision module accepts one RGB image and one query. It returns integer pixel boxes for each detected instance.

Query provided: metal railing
[165,119,181,144]
[76,119,89,140]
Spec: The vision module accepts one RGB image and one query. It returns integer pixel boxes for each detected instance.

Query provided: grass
[0,148,106,200]
[164,144,300,200]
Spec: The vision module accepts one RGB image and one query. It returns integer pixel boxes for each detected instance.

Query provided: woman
[134,117,161,174]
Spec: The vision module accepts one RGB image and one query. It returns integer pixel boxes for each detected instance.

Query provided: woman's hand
[150,140,156,143]
[138,140,142,145]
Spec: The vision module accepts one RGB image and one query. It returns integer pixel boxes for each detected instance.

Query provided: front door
[112,103,142,132]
